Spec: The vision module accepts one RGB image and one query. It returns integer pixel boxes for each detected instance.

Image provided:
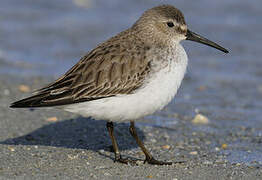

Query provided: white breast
[63,44,188,122]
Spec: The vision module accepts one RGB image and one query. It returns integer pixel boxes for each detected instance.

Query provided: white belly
[63,45,188,122]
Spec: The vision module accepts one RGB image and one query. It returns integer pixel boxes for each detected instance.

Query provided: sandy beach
[0,75,261,179]
[1,0,262,179]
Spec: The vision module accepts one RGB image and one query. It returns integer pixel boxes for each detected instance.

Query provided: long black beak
[186,30,229,53]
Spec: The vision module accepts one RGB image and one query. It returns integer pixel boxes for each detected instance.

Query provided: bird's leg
[129,121,172,165]
[106,121,129,164]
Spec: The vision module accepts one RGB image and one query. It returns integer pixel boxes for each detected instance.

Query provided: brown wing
[10,38,151,108]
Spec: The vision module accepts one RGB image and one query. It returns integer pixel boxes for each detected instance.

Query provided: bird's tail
[10,92,51,108]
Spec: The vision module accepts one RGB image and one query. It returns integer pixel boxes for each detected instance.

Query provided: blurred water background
[1,0,262,166]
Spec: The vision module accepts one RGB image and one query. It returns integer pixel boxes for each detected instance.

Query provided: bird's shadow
[0,117,145,160]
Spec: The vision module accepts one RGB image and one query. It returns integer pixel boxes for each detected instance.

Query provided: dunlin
[10,5,228,165]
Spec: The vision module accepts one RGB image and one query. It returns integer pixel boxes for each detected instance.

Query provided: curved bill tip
[186,30,229,54]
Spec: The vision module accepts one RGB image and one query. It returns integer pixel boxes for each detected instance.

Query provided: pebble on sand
[68,154,79,160]
[162,145,171,150]
[197,85,207,91]
[189,151,198,155]
[192,114,209,125]
[18,85,30,93]
[46,117,58,122]
[73,0,92,8]
[221,144,228,149]
[8,147,15,152]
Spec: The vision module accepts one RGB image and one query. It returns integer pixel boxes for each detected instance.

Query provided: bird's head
[134,5,228,53]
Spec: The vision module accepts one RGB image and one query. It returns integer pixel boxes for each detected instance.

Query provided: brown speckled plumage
[11,5,189,108]
[12,29,152,107]
[10,4,229,166]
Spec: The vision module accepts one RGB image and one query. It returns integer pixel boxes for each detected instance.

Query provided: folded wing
[10,37,151,108]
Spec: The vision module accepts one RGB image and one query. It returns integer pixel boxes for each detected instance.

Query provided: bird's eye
[167,22,174,27]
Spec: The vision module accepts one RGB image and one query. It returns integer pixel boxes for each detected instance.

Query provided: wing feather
[11,30,152,108]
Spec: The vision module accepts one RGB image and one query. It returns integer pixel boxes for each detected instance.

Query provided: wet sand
[0,75,261,179]
[1,0,262,179]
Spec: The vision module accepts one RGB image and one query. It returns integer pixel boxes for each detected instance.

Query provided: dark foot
[114,155,138,165]
[115,156,129,164]
[129,121,172,166]
[145,157,172,165]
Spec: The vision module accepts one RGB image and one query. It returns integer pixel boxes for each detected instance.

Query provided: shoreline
[0,74,261,179]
